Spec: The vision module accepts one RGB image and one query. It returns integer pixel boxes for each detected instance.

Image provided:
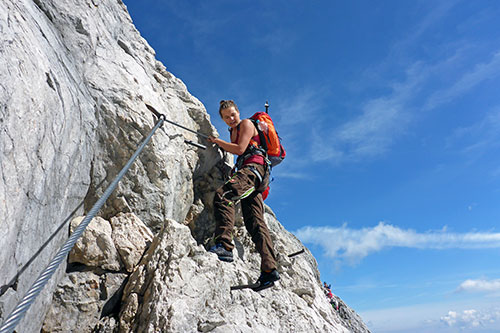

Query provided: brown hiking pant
[213,163,277,272]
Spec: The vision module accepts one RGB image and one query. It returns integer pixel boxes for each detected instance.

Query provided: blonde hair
[219,100,239,117]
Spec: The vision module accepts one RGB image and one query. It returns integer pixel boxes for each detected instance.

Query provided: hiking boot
[257,269,280,287]
[209,243,233,262]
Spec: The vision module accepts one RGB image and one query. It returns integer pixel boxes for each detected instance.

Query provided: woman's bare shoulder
[240,118,253,127]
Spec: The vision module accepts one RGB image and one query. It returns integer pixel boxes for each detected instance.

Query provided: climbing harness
[248,165,263,187]
[220,163,268,207]
[221,174,256,206]
[0,112,166,333]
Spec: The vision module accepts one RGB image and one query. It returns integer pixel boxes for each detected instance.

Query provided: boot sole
[253,281,275,292]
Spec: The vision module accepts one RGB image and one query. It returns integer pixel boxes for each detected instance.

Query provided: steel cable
[0,115,165,333]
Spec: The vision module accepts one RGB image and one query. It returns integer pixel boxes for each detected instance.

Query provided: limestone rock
[116,217,367,333]
[41,271,128,333]
[110,212,153,272]
[41,271,101,333]
[68,213,153,273]
[43,213,151,332]
[0,0,97,329]
[94,316,119,333]
[69,216,122,271]
[1,0,219,330]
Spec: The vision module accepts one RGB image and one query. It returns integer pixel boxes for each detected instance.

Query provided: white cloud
[425,51,500,111]
[311,71,419,164]
[253,27,298,56]
[274,87,327,129]
[273,47,500,168]
[319,3,500,165]
[273,170,310,180]
[310,129,344,164]
[309,4,457,166]
[457,279,500,293]
[333,48,500,165]
[468,203,478,211]
[447,108,500,155]
[441,308,500,330]
[330,95,410,161]
[272,87,331,170]
[294,222,500,263]
[361,300,500,333]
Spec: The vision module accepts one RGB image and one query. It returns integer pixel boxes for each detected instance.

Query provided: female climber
[207,100,279,289]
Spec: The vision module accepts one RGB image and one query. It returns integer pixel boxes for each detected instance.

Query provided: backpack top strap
[250,118,268,152]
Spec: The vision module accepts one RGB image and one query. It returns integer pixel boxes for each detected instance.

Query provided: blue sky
[123,1,500,331]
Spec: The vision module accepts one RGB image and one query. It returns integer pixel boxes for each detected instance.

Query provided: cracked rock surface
[1,0,217,330]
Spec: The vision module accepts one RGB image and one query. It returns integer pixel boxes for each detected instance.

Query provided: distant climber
[323,281,339,311]
[207,100,279,290]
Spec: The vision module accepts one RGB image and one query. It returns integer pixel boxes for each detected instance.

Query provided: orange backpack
[249,112,286,167]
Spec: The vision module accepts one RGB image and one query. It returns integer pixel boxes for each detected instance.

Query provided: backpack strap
[250,119,268,153]
[231,121,269,170]
[228,123,241,143]
[235,146,268,170]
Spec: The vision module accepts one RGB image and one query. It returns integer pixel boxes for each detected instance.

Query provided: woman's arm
[208,119,255,155]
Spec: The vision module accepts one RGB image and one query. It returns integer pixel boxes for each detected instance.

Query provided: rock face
[0,0,370,332]
[110,213,154,273]
[117,213,357,333]
[42,213,151,333]
[41,270,128,333]
[42,210,369,333]
[68,213,153,273]
[69,216,123,272]
[1,0,217,331]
